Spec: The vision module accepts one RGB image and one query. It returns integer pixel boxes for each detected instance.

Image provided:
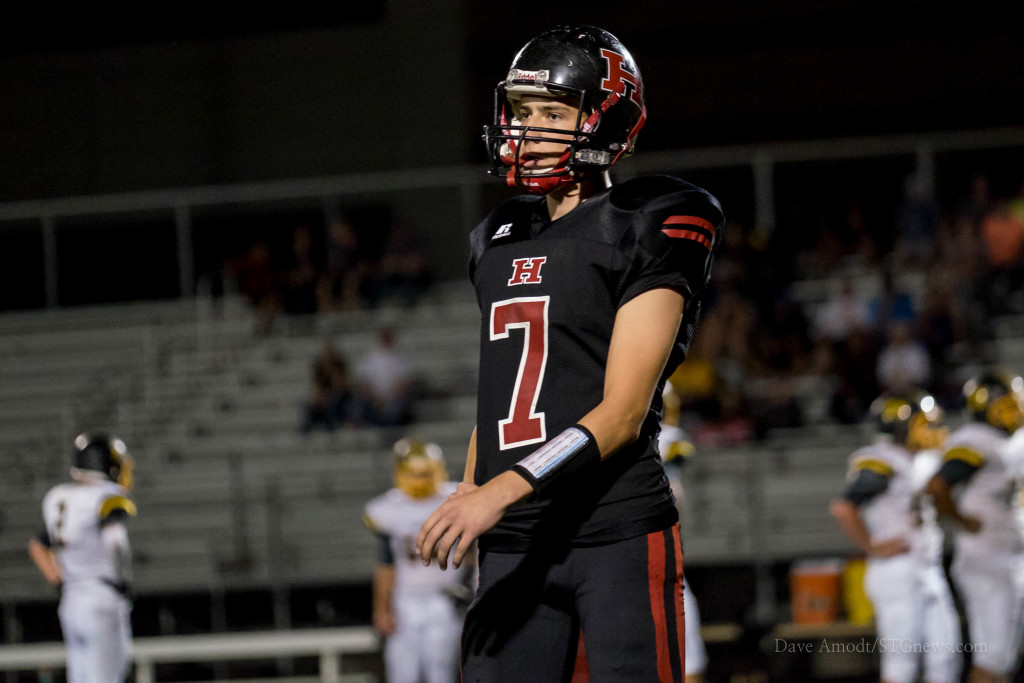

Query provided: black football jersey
[468,175,724,551]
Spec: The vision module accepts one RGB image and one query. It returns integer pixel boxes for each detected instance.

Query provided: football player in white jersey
[28,433,136,683]
[364,439,476,683]
[927,369,1024,683]
[658,383,708,683]
[830,392,961,683]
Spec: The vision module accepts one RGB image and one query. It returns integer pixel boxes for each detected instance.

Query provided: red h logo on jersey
[508,257,546,286]
[600,48,642,109]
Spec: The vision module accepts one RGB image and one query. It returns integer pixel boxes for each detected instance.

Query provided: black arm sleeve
[36,529,52,547]
[100,508,129,527]
[376,533,394,565]
[935,458,980,486]
[843,470,890,506]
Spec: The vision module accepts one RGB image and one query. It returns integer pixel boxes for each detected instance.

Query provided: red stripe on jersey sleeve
[661,228,712,249]
[662,215,716,234]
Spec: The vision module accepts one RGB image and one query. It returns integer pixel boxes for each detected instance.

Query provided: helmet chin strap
[507,144,576,195]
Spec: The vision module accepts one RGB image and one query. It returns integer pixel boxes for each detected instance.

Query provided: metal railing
[2,126,1023,309]
[0,627,380,683]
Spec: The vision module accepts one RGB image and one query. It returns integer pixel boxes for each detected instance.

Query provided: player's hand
[449,481,478,500]
[373,608,395,636]
[959,515,982,533]
[417,471,532,570]
[869,537,910,558]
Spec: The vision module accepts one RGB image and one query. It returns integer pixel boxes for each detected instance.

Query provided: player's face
[511,95,582,170]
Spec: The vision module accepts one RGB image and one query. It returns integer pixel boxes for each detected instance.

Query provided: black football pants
[460,524,686,682]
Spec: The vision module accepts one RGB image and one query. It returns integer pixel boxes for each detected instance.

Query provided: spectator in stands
[692,386,753,450]
[917,274,966,375]
[232,240,283,335]
[934,212,989,346]
[958,172,995,229]
[826,326,882,425]
[318,214,368,312]
[876,321,932,395]
[868,268,917,341]
[814,273,872,344]
[712,219,761,300]
[979,198,1024,315]
[300,339,355,433]
[668,331,721,425]
[749,362,804,440]
[282,224,320,317]
[893,171,942,268]
[353,327,416,428]
[758,294,814,376]
[366,221,433,309]
[796,223,851,280]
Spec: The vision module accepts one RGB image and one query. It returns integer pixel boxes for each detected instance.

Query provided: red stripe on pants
[647,531,673,682]
[672,525,686,674]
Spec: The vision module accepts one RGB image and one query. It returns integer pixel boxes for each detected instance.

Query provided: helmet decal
[599,48,643,109]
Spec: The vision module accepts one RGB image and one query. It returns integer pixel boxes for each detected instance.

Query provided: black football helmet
[483,25,647,194]
[72,432,134,489]
[963,368,1024,433]
[870,390,947,451]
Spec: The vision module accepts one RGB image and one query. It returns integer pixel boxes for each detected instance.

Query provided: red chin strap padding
[507,145,575,195]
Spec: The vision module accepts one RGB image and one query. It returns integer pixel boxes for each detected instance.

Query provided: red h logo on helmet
[508,257,546,286]
[599,49,642,108]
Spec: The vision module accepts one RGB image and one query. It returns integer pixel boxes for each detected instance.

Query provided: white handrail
[0,626,380,683]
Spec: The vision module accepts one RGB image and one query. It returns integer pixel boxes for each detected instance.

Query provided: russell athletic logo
[508,257,546,286]
[492,223,513,240]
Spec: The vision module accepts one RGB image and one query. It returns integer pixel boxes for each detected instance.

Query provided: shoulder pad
[470,196,542,243]
[611,175,723,221]
[848,454,894,478]
[944,446,985,467]
[616,176,724,259]
[99,495,137,519]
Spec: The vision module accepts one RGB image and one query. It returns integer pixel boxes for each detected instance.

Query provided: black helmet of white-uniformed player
[393,437,447,499]
[963,367,1024,433]
[483,25,647,195]
[869,390,947,452]
[72,432,134,489]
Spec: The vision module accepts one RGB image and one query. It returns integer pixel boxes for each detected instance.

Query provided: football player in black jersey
[416,25,724,682]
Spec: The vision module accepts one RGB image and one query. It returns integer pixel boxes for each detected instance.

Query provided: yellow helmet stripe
[99,495,137,519]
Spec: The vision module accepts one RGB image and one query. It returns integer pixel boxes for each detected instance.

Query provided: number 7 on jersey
[490,296,550,450]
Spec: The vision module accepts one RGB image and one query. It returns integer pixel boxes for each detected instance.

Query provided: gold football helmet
[963,368,1024,433]
[870,391,947,451]
[393,438,447,499]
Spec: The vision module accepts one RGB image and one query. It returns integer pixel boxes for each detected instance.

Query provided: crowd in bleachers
[211,166,1024,450]
[225,213,433,335]
[674,170,1024,448]
[300,327,419,433]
